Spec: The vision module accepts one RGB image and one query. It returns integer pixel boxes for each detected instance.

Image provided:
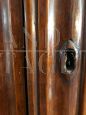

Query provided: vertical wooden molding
[0,0,26,114]
[79,1,86,115]
[38,0,47,114]
[24,0,38,115]
[9,0,27,114]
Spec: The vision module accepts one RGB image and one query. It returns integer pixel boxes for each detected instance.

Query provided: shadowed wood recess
[0,0,26,115]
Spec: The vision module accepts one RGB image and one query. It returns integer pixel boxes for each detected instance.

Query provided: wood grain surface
[38,0,85,115]
[78,1,86,115]
[0,0,26,115]
[16,0,86,115]
[24,0,38,115]
[0,0,86,115]
[38,0,47,114]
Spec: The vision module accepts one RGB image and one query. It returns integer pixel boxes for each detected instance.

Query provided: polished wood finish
[8,0,86,115]
[47,0,85,115]
[38,0,85,115]
[38,0,47,114]
[24,0,38,115]
[0,0,26,114]
[1,0,85,115]
[79,1,86,115]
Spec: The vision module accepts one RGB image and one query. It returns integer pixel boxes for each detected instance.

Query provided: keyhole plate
[60,40,79,75]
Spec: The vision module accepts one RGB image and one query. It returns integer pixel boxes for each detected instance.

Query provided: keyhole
[65,48,76,71]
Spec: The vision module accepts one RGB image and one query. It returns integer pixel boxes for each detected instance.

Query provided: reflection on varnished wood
[24,0,38,115]
[38,0,85,115]
[0,0,26,115]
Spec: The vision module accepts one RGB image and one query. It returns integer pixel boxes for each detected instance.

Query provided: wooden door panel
[38,0,85,115]
[24,0,85,115]
[0,0,84,115]
[0,0,26,114]
[46,0,84,115]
